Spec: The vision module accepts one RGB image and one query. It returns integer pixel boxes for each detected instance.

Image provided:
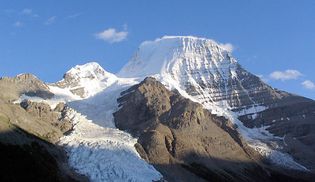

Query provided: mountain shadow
[0,110,87,182]
[0,129,88,182]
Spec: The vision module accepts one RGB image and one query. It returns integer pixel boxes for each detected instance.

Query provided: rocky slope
[0,74,87,181]
[114,77,313,182]
[0,74,73,142]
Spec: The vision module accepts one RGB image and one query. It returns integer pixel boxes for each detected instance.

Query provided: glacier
[54,75,163,182]
[16,63,163,182]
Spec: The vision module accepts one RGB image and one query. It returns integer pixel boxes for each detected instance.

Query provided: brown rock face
[0,74,72,143]
[114,77,312,182]
[0,99,67,143]
[20,100,73,134]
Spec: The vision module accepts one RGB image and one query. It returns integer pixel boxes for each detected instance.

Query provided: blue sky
[0,0,314,99]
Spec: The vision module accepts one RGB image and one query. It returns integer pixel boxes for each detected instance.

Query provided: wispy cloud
[44,16,56,25]
[65,13,82,19]
[21,8,32,15]
[219,43,234,52]
[20,8,39,17]
[3,9,16,14]
[302,80,315,90]
[13,21,23,27]
[95,28,128,43]
[269,69,302,81]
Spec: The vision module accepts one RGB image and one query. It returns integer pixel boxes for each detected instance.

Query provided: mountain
[119,36,291,109]
[118,36,315,171]
[1,36,314,182]
[114,77,310,182]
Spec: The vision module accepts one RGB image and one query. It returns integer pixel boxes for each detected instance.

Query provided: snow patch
[235,105,268,117]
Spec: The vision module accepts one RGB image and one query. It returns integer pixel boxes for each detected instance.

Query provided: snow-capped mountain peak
[118,36,236,78]
[53,62,117,98]
[118,36,244,107]
[66,62,113,81]
[118,36,282,113]
[118,36,308,172]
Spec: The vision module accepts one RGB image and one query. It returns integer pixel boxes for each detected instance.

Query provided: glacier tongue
[58,77,162,182]
[59,108,162,182]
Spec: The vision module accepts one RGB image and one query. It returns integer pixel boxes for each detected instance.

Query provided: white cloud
[302,80,315,90]
[95,28,128,43]
[269,69,302,81]
[45,16,56,25]
[219,43,234,52]
[13,21,23,27]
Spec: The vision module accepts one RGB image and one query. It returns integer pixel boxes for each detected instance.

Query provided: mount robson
[1,36,315,182]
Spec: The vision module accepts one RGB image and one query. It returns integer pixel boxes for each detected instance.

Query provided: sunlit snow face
[119,36,235,78]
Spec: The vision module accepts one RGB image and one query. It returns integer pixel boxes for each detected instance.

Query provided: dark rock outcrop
[0,116,86,182]
[238,97,315,171]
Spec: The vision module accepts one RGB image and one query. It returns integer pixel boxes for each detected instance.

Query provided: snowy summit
[54,62,117,98]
